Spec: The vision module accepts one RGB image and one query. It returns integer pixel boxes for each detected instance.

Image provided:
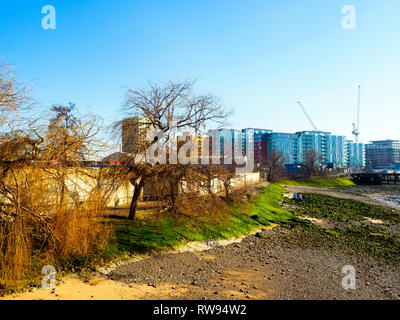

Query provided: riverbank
[3,177,400,300]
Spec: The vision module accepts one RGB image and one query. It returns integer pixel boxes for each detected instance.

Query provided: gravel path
[107,227,400,300]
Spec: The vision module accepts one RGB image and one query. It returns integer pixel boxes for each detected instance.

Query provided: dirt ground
[3,226,399,300]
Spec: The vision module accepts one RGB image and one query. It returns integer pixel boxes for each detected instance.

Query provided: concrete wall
[102,171,260,207]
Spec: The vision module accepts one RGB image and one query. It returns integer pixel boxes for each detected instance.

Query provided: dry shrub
[0,110,111,292]
[0,217,31,289]
[51,200,109,261]
[0,165,111,292]
[1,65,113,292]
[178,184,260,218]
[173,191,233,220]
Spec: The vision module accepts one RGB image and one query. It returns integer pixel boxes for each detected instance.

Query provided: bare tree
[302,149,322,178]
[0,64,30,128]
[40,104,103,208]
[265,149,285,182]
[114,80,231,220]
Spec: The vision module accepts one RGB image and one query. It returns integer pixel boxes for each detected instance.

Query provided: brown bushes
[0,216,31,289]
[51,202,109,260]
[0,76,111,291]
[0,164,111,292]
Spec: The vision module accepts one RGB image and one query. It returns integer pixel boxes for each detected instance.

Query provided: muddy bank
[284,185,400,211]
[106,227,400,300]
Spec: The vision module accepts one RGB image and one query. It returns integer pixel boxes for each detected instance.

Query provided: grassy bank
[280,177,355,187]
[106,177,354,256]
[108,184,294,256]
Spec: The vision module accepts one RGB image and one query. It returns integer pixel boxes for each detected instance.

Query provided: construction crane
[352,85,361,142]
[297,101,318,132]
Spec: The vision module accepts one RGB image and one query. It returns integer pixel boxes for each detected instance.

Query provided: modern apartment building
[345,141,365,168]
[262,131,348,167]
[365,140,400,170]
[208,128,364,169]
[262,132,299,164]
[208,128,244,163]
[208,128,273,166]
[297,131,346,166]
[242,128,272,166]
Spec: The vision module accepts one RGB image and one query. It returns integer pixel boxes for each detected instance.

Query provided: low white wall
[52,169,261,208]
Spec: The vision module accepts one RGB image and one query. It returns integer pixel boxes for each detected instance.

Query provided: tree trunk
[169,181,179,214]
[224,181,230,200]
[128,178,145,220]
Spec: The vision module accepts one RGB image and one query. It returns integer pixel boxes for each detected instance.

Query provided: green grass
[280,177,356,187]
[249,184,294,225]
[110,184,294,255]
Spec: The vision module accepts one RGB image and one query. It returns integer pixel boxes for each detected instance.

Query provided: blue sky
[1,0,400,144]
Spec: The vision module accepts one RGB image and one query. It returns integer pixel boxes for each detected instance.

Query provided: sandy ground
[1,276,174,300]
